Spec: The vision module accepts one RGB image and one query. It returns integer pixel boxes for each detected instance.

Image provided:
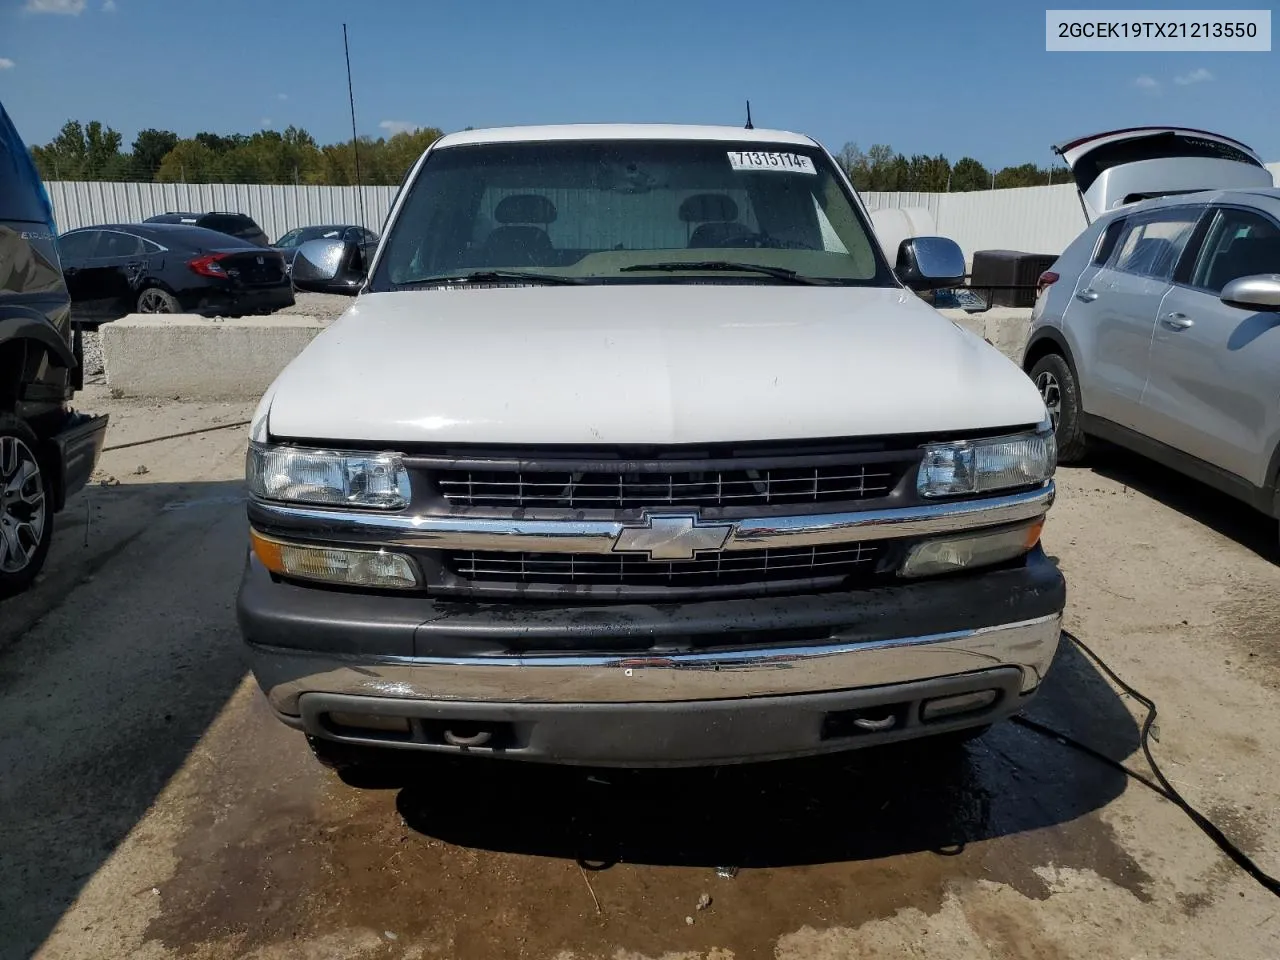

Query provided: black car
[143,211,271,248]
[57,223,294,325]
[274,224,378,281]
[0,98,108,597]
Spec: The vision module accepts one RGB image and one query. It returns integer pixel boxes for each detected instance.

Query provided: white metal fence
[46,161,1280,257]
[46,181,399,241]
[862,161,1280,257]
[861,184,1089,257]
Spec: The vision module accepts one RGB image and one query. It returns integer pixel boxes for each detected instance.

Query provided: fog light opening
[920,689,1000,723]
[326,712,413,736]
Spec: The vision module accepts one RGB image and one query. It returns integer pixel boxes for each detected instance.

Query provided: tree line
[835,143,1060,192]
[27,119,1063,192]
[28,120,444,186]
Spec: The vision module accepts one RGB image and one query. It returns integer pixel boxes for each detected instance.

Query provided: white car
[236,124,1063,772]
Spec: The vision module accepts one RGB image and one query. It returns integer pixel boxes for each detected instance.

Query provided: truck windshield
[369,138,895,289]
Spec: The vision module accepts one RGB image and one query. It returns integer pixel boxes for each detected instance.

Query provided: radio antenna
[343,23,367,230]
[744,100,754,130]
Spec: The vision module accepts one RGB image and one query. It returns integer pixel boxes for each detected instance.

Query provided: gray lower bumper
[248,612,1060,766]
[289,667,1033,767]
[241,545,1065,765]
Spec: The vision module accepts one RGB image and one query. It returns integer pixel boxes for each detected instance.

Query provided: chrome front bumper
[248,484,1055,554]
[251,612,1061,715]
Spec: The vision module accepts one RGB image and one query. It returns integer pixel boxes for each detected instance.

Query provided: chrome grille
[436,464,901,509]
[446,543,879,587]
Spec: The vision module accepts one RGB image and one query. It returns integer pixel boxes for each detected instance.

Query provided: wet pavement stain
[1176,890,1216,917]
[1216,593,1280,688]
[959,895,1074,960]
[143,699,1155,960]
[1203,801,1266,858]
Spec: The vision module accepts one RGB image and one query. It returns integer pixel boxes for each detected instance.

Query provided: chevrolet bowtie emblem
[611,513,735,561]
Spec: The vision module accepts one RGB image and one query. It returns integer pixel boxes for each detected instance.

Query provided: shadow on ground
[0,479,249,960]
[396,637,1140,870]
[1086,442,1278,560]
[2,471,1150,958]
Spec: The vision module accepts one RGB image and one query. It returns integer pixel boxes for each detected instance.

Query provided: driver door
[1136,205,1280,486]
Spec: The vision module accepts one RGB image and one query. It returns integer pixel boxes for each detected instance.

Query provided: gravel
[278,291,354,322]
[81,330,104,377]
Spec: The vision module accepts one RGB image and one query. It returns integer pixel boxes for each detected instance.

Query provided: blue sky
[1,0,1276,167]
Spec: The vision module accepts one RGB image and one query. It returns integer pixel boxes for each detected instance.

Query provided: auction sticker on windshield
[727,151,817,173]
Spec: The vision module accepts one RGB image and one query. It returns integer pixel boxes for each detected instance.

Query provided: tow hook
[851,713,898,732]
[443,727,493,748]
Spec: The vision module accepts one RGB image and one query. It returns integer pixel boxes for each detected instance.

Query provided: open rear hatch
[1053,127,1273,220]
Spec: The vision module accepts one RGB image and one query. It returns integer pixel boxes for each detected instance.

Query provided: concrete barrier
[99,306,1033,402]
[939,307,1032,365]
[101,314,331,400]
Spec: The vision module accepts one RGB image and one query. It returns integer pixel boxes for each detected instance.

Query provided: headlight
[247,442,411,509]
[917,425,1056,498]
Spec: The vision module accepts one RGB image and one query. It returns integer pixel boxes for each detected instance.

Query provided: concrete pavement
[2,387,1277,959]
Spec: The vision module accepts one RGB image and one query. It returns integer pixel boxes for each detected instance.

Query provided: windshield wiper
[397,270,584,287]
[618,261,828,285]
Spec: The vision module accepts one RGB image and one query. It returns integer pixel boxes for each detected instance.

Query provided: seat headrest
[688,221,753,248]
[494,194,557,225]
[679,193,739,223]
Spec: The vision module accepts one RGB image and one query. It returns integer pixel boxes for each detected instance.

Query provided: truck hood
[263,285,1047,446]
[1053,126,1273,219]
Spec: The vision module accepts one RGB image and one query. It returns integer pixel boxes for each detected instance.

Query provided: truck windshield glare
[370,139,895,290]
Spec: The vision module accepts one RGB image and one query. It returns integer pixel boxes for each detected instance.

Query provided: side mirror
[1220,274,1280,312]
[896,236,966,291]
[290,237,365,296]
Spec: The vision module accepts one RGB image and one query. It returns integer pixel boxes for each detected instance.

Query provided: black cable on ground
[101,420,251,453]
[1012,629,1280,898]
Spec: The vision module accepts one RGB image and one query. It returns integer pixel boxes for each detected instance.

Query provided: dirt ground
[1,383,1277,960]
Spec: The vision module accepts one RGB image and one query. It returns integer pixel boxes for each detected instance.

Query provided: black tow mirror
[290,237,365,296]
[896,236,966,291]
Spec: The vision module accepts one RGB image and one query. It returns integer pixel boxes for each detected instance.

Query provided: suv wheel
[1030,353,1088,463]
[0,415,54,597]
[137,287,179,314]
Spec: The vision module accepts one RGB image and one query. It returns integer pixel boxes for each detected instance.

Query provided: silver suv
[1024,127,1280,525]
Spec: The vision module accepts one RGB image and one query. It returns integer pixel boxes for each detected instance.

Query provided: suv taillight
[1036,271,1059,297]
[189,253,229,278]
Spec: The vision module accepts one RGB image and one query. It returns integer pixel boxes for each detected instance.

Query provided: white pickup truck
[237,124,1063,772]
